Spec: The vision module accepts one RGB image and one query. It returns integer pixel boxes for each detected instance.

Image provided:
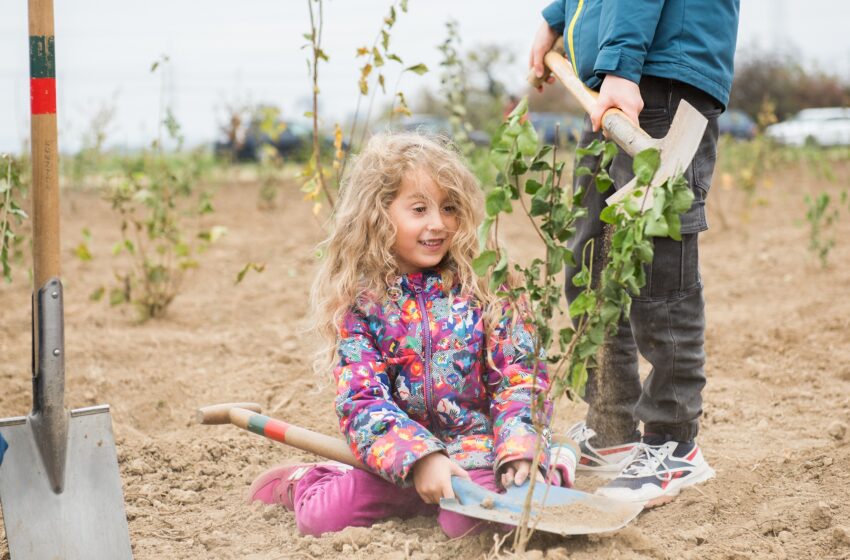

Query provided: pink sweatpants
[292,465,502,538]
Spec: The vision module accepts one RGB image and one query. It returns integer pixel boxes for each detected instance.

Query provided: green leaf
[670,183,695,213]
[530,196,549,217]
[485,188,508,217]
[490,251,509,289]
[666,212,682,241]
[595,171,613,193]
[89,286,105,302]
[546,246,564,275]
[235,262,266,285]
[109,287,126,306]
[568,291,596,318]
[572,266,589,288]
[601,141,619,168]
[645,216,669,237]
[571,362,588,397]
[405,63,428,75]
[600,301,621,325]
[533,145,553,162]
[74,243,93,262]
[472,250,498,276]
[477,217,494,252]
[490,148,511,171]
[575,166,593,177]
[576,140,604,157]
[600,205,619,225]
[508,96,529,120]
[633,148,661,185]
[524,179,543,195]
[517,121,538,157]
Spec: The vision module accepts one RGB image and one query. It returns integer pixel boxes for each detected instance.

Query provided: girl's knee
[296,509,348,537]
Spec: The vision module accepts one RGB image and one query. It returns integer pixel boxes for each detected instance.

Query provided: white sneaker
[566,421,639,478]
[596,440,715,507]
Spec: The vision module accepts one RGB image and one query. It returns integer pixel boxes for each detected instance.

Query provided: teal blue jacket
[542,0,740,107]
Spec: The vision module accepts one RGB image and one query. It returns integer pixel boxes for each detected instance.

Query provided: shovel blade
[440,477,643,536]
[0,406,133,560]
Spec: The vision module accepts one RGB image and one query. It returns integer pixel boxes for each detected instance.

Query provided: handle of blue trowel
[197,403,367,469]
[527,37,657,158]
[197,403,476,496]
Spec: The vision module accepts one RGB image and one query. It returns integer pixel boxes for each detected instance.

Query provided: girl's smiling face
[388,170,458,274]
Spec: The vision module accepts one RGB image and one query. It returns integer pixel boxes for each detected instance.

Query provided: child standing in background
[249,133,576,537]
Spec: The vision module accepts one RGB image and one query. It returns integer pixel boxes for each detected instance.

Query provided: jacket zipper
[567,0,585,77]
[415,286,435,421]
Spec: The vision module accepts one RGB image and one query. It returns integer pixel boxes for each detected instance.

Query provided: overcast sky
[2,0,849,153]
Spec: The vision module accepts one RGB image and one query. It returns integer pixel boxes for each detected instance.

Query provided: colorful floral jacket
[334,269,552,487]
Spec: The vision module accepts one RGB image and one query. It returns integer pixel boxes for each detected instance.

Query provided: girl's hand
[412,452,470,505]
[500,459,545,488]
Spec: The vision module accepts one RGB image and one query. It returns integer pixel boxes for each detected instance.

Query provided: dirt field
[2,160,849,559]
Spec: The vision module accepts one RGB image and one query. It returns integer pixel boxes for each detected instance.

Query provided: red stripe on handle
[263,418,290,443]
[31,77,56,115]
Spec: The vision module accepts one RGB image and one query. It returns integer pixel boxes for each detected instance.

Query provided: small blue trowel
[440,477,644,535]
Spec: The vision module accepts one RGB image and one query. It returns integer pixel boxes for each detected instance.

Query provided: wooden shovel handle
[196,403,366,470]
[527,40,656,158]
[28,0,61,287]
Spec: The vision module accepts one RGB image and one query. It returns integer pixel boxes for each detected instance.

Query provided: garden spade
[528,38,708,210]
[0,1,132,558]
[197,403,643,535]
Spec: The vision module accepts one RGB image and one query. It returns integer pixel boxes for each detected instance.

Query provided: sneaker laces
[621,443,673,479]
[566,422,595,443]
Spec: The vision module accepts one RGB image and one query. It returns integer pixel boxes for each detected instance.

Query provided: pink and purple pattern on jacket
[334,270,551,486]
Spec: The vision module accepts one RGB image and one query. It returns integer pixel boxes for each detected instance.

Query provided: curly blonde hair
[309,132,499,375]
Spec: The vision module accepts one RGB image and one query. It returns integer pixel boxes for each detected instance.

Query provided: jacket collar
[399,268,444,296]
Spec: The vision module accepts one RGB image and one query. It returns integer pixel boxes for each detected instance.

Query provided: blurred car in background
[527,112,584,146]
[765,107,850,146]
[391,115,490,146]
[718,109,757,140]
[215,119,339,162]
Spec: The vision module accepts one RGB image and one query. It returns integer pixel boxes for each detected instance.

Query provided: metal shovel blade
[440,476,643,535]
[0,405,133,559]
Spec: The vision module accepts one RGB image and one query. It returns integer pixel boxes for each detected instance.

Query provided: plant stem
[307,0,335,209]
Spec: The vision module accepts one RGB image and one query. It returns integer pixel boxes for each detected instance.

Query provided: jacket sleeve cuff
[493,425,550,475]
[594,47,644,85]
[541,1,566,35]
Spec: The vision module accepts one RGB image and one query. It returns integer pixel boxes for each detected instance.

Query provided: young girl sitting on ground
[249,132,576,538]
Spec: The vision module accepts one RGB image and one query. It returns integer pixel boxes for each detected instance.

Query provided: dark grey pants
[565,76,722,445]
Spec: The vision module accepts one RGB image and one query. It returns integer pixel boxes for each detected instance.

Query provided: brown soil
[2,162,850,560]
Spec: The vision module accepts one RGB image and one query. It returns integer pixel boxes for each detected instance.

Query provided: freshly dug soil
[1,162,849,559]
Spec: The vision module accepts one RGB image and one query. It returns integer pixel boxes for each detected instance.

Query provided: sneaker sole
[599,464,716,506]
[644,465,716,508]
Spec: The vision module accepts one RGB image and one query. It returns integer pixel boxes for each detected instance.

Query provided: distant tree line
[729,49,850,123]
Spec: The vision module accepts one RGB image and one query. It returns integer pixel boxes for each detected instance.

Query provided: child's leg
[294,465,435,536]
[436,469,509,538]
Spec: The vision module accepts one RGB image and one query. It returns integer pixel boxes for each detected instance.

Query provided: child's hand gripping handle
[196,402,366,470]
[526,37,658,158]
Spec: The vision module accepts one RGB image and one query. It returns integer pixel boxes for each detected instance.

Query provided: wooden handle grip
[197,403,366,470]
[195,402,263,424]
[527,41,657,158]
[28,0,61,287]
